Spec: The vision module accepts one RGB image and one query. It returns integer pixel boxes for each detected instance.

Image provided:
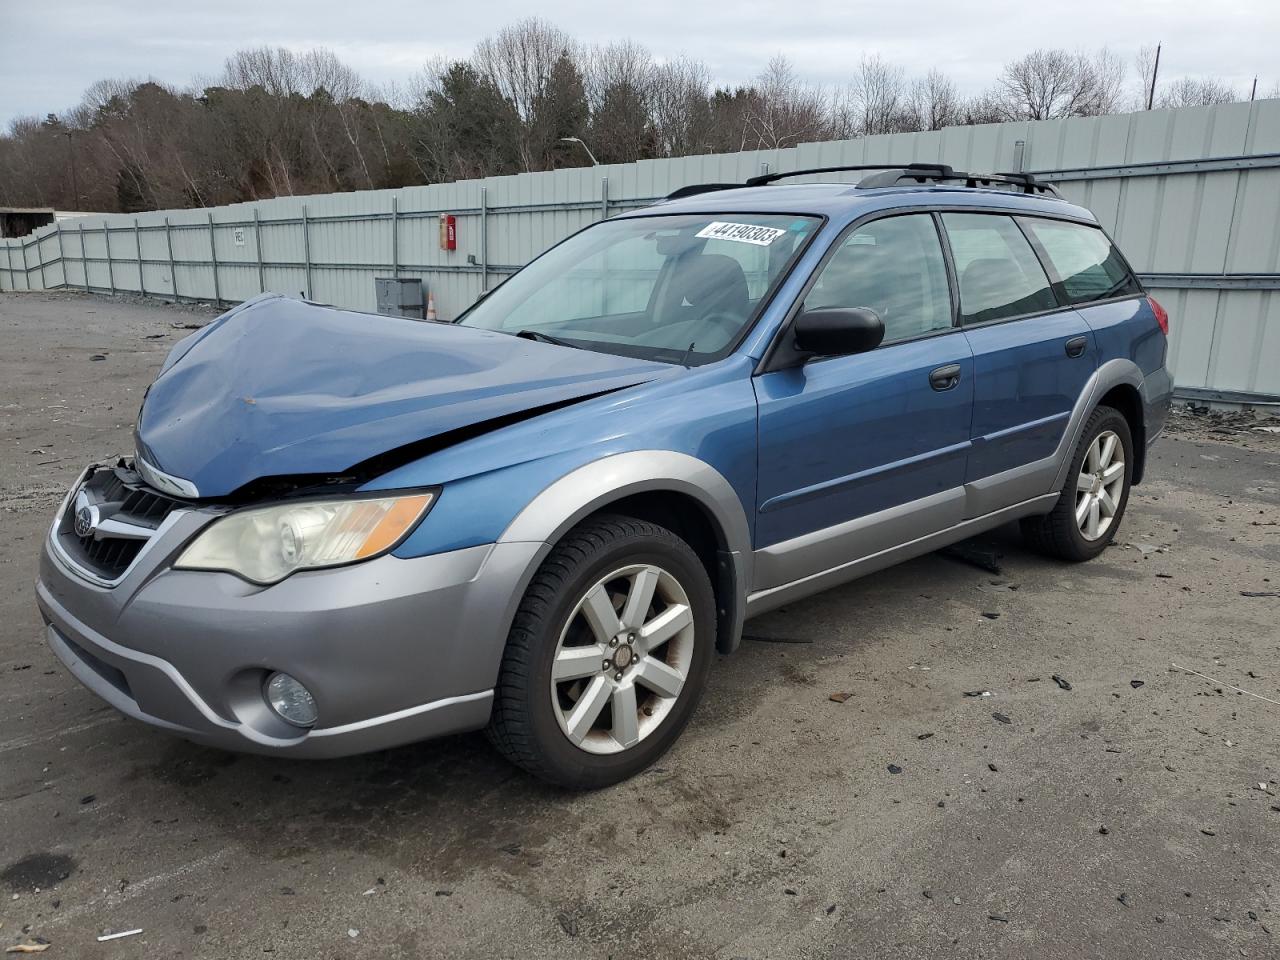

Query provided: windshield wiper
[514,329,578,348]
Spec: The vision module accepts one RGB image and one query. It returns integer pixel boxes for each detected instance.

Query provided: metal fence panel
[2,100,1278,400]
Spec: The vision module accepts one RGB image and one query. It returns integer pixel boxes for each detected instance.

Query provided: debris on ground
[5,940,51,954]
[981,611,1001,620]
[940,539,1002,574]
[1240,591,1280,598]
[829,691,852,703]
[96,930,142,942]
[963,690,993,698]
[992,712,1012,724]
[556,912,579,937]
[1171,663,1280,706]
[1166,404,1280,442]
[917,732,934,740]
[887,764,903,774]
[1052,675,1073,691]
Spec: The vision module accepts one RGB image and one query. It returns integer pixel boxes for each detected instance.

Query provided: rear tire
[486,514,715,789]
[1021,405,1133,562]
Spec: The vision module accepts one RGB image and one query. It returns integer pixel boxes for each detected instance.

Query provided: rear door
[1015,216,1158,371]
[753,213,973,580]
[941,212,1097,505]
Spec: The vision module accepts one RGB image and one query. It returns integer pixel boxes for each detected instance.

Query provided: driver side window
[807,214,953,343]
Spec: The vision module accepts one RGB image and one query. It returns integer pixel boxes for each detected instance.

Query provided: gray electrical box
[374,278,424,319]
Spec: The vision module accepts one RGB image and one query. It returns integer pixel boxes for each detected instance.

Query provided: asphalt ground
[2,291,1279,959]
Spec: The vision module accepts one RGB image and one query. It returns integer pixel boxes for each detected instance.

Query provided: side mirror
[792,306,885,357]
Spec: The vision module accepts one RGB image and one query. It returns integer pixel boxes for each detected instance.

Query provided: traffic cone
[425,292,437,321]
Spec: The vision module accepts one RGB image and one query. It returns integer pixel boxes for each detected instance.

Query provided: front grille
[56,465,184,583]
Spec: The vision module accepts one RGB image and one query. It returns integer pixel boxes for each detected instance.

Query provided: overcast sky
[1,0,1276,126]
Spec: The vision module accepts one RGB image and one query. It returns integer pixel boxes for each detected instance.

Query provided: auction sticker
[696,221,787,246]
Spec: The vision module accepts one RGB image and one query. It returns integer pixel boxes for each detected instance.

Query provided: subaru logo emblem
[72,492,99,538]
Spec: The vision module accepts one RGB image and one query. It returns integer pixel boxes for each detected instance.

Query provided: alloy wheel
[549,563,695,755]
[1075,429,1125,541]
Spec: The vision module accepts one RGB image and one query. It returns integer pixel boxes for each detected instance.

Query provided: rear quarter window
[941,213,1058,324]
[1018,218,1142,305]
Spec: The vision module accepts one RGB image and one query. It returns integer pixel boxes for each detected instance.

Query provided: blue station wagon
[37,163,1172,788]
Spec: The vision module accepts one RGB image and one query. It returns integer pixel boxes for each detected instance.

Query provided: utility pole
[1146,43,1162,110]
[65,130,79,208]
[1250,77,1258,101]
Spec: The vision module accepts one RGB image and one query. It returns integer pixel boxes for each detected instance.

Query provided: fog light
[265,672,317,727]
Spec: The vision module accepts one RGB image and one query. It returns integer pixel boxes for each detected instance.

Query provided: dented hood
[136,296,668,498]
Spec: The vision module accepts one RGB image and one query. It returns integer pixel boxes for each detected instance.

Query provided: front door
[753,213,974,587]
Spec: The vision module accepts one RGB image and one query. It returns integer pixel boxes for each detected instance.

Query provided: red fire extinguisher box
[439,213,456,251]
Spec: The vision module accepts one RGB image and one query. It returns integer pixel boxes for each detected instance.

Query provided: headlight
[175,491,436,584]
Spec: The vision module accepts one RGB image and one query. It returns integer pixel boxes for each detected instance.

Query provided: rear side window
[806,214,952,343]
[1018,218,1142,304]
[941,213,1058,324]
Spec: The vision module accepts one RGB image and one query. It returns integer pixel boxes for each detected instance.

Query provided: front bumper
[36,477,545,757]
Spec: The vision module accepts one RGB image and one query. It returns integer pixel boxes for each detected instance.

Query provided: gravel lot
[2,291,1279,960]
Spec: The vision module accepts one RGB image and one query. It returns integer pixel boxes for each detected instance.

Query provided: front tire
[1021,404,1133,562]
[486,515,715,789]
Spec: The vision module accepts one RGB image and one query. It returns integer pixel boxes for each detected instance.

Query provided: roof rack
[858,166,1061,197]
[664,162,1061,201]
[743,163,952,187]
[664,182,742,200]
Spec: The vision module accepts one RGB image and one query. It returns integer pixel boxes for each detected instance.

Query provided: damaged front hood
[136,296,669,498]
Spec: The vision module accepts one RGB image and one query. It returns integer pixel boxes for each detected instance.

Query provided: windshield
[457,213,820,364]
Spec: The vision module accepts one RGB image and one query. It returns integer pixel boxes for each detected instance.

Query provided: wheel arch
[1051,358,1146,494]
[499,451,753,655]
[1096,382,1146,484]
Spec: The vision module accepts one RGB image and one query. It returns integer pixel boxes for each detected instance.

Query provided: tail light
[1147,296,1169,336]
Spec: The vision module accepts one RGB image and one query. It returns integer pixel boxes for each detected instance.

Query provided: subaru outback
[36,163,1172,788]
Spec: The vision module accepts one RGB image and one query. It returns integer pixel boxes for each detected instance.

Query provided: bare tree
[472,17,582,170]
[849,55,915,135]
[0,22,1264,214]
[738,55,832,149]
[908,69,962,131]
[1091,48,1127,115]
[994,48,1120,120]
[650,56,713,156]
[584,40,658,163]
[1159,76,1239,108]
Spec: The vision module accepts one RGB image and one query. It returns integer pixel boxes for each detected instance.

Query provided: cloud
[2,0,1276,125]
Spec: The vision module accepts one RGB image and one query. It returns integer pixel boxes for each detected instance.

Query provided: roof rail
[662,162,1062,201]
[743,163,951,187]
[857,166,1062,197]
[664,183,742,200]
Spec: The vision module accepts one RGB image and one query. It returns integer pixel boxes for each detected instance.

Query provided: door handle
[929,363,963,391]
[1065,335,1089,358]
